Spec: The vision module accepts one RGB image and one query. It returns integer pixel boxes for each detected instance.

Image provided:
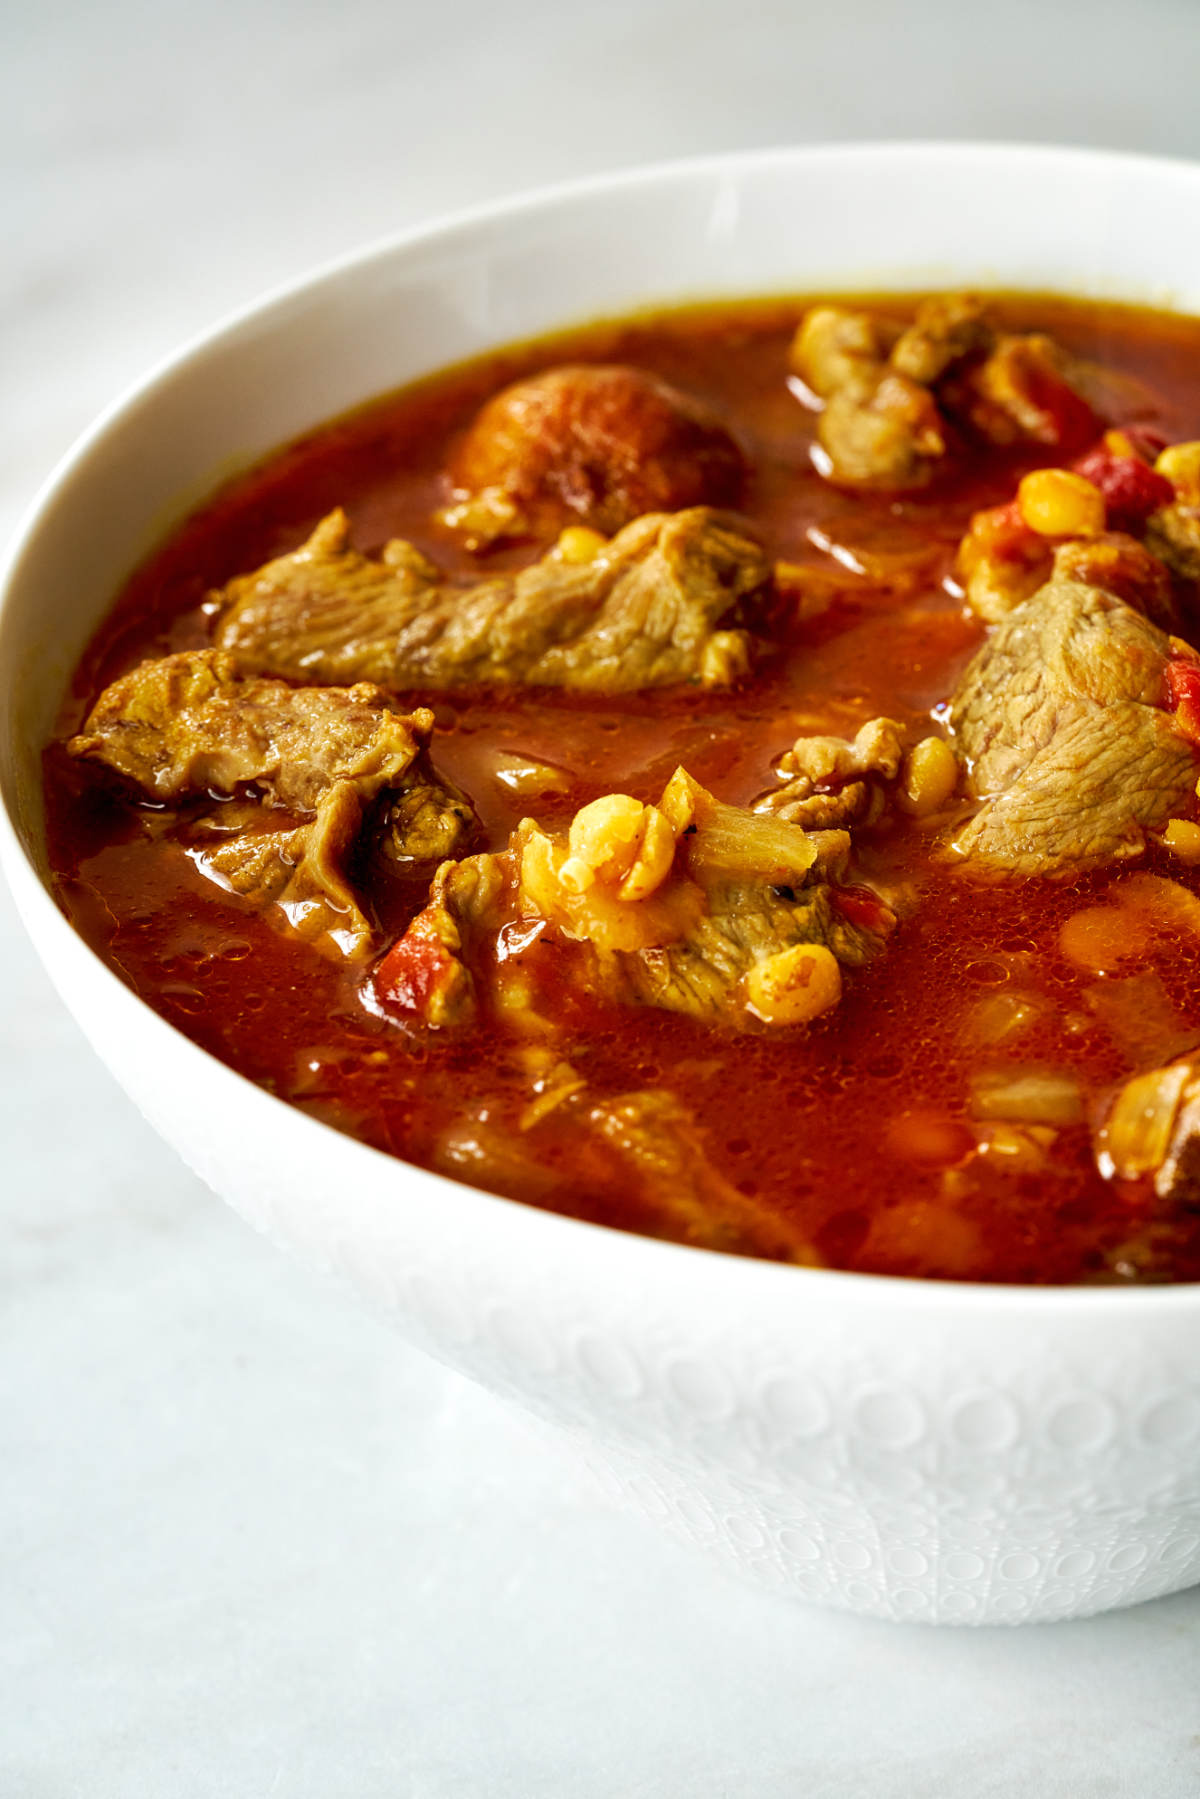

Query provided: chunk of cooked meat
[71,647,431,805]
[758,719,961,828]
[191,787,372,957]
[436,1076,820,1263]
[792,306,945,488]
[1050,535,1178,628]
[758,717,907,828]
[955,435,1183,626]
[948,579,1198,878]
[791,294,1099,489]
[375,770,896,1032]
[889,292,994,385]
[1145,502,1200,583]
[435,363,745,547]
[1097,1052,1200,1203]
[214,506,767,693]
[585,1090,821,1262]
[69,649,472,957]
[952,333,1099,449]
[371,780,477,872]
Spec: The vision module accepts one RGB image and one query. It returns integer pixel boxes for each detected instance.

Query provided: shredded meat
[436,363,745,547]
[214,506,767,693]
[948,580,1197,878]
[792,294,1099,489]
[68,649,472,957]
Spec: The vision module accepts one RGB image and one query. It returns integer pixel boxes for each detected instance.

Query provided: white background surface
[7,3,1200,1793]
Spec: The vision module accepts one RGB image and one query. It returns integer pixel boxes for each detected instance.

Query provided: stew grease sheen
[44,294,1200,1285]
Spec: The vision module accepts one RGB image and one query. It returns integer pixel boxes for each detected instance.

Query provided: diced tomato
[832,884,896,936]
[1164,656,1200,743]
[1072,446,1175,530]
[1106,425,1168,462]
[1016,358,1099,450]
[971,500,1030,557]
[374,916,456,1016]
[959,500,1045,577]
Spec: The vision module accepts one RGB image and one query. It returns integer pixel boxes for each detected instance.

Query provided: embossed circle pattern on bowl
[5,144,1200,1625]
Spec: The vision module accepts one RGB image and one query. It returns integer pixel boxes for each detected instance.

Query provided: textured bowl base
[572,1437,1200,1626]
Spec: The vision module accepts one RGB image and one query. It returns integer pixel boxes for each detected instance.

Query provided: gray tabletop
[7,3,1200,1793]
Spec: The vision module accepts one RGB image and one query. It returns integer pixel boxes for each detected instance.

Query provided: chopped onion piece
[970,1068,1084,1127]
[490,751,571,797]
[1097,1062,1191,1181]
[1117,872,1200,937]
[662,767,818,887]
[1086,973,1197,1066]
[1059,903,1151,974]
[966,990,1043,1047]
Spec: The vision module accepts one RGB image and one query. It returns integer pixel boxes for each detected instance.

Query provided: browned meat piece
[436,1079,820,1263]
[1097,1052,1200,1202]
[70,647,433,805]
[584,1090,821,1262]
[759,719,961,828]
[214,506,766,694]
[791,294,1099,490]
[758,718,907,828]
[1145,503,1200,582]
[372,780,477,872]
[815,379,946,490]
[792,306,945,488]
[69,649,472,957]
[959,518,1178,629]
[889,293,993,385]
[436,364,745,547]
[191,788,371,956]
[1050,535,1178,629]
[952,333,1099,449]
[376,770,895,1032]
[948,580,1197,878]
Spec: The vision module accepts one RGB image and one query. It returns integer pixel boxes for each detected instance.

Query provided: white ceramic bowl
[6,144,1200,1627]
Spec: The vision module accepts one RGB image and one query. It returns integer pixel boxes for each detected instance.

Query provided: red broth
[44,295,1200,1283]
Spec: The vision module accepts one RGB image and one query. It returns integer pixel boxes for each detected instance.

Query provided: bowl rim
[7,137,1200,1316]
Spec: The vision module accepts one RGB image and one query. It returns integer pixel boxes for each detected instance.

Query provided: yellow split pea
[1016,468,1105,538]
[899,736,958,816]
[745,942,842,1026]
[559,794,676,901]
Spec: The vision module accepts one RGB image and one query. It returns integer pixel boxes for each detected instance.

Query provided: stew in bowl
[42,288,1200,1286]
[14,146,1200,1626]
